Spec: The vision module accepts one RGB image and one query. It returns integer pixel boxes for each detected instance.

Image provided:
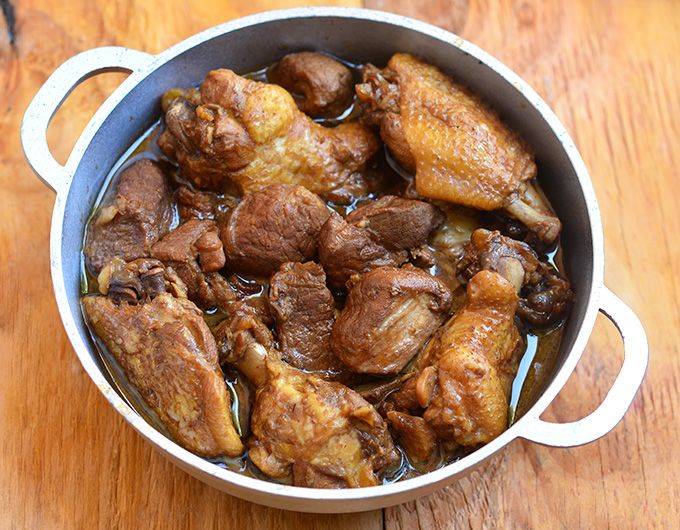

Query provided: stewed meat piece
[269,262,348,378]
[82,258,243,457]
[225,342,400,488]
[151,219,237,311]
[356,53,560,243]
[331,266,452,375]
[84,160,173,274]
[220,184,331,276]
[272,52,354,118]
[345,195,443,251]
[175,186,219,221]
[159,68,378,203]
[386,411,439,466]
[459,229,573,326]
[416,271,523,446]
[318,212,408,289]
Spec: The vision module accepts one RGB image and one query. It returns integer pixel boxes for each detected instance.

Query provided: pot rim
[46,7,604,504]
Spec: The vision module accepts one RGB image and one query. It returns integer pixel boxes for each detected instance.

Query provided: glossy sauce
[81,58,568,484]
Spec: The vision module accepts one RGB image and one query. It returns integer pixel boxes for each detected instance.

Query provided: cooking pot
[20,7,648,513]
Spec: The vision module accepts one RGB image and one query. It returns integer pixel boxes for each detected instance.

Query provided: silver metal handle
[21,46,152,194]
[520,286,648,447]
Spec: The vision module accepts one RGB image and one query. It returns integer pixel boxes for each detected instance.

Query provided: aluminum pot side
[21,7,648,513]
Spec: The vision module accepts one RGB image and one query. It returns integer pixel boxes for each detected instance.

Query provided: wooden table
[1,0,677,527]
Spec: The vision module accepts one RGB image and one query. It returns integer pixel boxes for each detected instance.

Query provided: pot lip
[48,7,604,503]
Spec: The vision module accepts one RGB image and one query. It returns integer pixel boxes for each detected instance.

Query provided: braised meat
[175,186,219,221]
[356,53,560,243]
[227,343,399,488]
[159,68,378,203]
[150,219,237,311]
[220,184,331,276]
[345,195,443,251]
[269,262,348,378]
[318,212,409,289]
[415,271,522,446]
[386,411,439,466]
[272,52,354,118]
[331,266,452,375]
[82,259,243,457]
[459,229,573,326]
[84,160,173,274]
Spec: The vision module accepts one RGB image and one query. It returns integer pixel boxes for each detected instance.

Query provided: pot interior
[58,12,596,467]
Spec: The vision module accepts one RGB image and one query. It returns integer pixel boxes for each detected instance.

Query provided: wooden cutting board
[1,0,677,527]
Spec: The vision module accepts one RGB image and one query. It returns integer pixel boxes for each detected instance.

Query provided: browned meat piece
[345,195,443,250]
[269,262,349,378]
[459,229,573,326]
[272,52,354,118]
[84,160,173,274]
[318,212,408,289]
[220,184,331,276]
[82,259,243,457]
[150,219,239,311]
[159,69,378,203]
[226,342,399,488]
[415,271,522,447]
[356,53,561,244]
[331,266,452,375]
[213,306,275,366]
[175,186,219,221]
[386,411,439,466]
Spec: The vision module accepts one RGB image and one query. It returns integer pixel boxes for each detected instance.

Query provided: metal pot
[21,7,648,513]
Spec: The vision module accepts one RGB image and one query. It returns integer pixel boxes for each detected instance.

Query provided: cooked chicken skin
[357,53,561,243]
[82,261,243,457]
[221,339,399,488]
[416,271,522,446]
[159,69,378,203]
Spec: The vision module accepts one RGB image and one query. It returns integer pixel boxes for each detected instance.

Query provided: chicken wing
[414,270,522,447]
[459,229,573,326]
[82,258,244,457]
[159,68,379,204]
[357,53,561,243]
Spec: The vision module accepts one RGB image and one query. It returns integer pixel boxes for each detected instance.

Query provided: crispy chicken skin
[357,53,561,243]
[331,266,453,375]
[82,259,243,457]
[84,160,173,274]
[415,271,522,446]
[159,68,379,203]
[272,52,355,118]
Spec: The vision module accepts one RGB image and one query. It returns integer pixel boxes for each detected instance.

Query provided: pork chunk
[272,52,354,118]
[345,195,443,250]
[220,184,331,276]
[84,160,173,274]
[269,262,347,377]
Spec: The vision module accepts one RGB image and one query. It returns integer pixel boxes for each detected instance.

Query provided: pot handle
[21,46,153,194]
[518,286,648,447]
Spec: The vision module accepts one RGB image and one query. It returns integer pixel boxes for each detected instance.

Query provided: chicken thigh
[356,53,561,243]
[159,68,378,203]
[82,258,243,457]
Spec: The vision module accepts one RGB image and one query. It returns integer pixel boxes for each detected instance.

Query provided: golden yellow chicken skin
[415,270,522,446]
[82,292,244,457]
[160,69,379,204]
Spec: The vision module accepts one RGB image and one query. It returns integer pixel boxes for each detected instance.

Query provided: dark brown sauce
[80,59,568,484]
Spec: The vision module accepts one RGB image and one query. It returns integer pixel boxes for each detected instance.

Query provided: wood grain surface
[1,0,677,528]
